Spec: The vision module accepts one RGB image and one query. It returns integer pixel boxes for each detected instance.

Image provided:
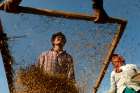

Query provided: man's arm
[67,56,75,81]
[108,72,116,93]
[126,64,140,74]
[37,52,45,69]
[92,0,103,9]
[0,1,4,10]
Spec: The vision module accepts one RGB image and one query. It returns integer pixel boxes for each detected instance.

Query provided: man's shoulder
[64,51,73,58]
[62,51,74,62]
[120,64,139,72]
[122,64,137,69]
[40,50,51,56]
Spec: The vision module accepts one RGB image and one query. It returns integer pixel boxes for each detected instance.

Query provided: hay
[14,65,78,93]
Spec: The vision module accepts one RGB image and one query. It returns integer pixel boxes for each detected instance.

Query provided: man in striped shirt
[37,32,75,81]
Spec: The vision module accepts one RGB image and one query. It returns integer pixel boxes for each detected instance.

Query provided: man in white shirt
[108,54,140,93]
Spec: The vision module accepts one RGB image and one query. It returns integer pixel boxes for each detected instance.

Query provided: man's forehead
[111,56,124,62]
[111,56,120,60]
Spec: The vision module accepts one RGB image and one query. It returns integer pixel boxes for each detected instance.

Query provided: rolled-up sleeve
[134,65,140,73]
[126,64,140,75]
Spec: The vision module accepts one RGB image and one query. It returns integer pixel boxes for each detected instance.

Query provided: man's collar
[50,48,66,54]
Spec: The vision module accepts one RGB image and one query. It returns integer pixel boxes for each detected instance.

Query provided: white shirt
[108,64,140,93]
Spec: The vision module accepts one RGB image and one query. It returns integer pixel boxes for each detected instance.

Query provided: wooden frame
[0,1,127,93]
[0,18,14,92]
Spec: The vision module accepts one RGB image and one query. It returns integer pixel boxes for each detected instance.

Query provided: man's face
[111,56,124,67]
[53,36,65,46]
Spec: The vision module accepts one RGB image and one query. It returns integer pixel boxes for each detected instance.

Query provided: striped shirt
[37,49,75,80]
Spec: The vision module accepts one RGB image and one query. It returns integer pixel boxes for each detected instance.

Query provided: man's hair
[111,54,125,63]
[51,32,67,45]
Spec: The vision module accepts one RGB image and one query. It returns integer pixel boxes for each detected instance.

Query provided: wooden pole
[0,5,125,24]
[92,18,127,93]
[0,19,14,93]
[19,6,97,21]
[18,6,127,24]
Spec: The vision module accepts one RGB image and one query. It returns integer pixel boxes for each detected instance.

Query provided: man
[37,32,75,81]
[108,54,140,93]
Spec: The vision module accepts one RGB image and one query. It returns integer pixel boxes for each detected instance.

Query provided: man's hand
[93,8,109,23]
[92,0,109,23]
[4,0,22,13]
